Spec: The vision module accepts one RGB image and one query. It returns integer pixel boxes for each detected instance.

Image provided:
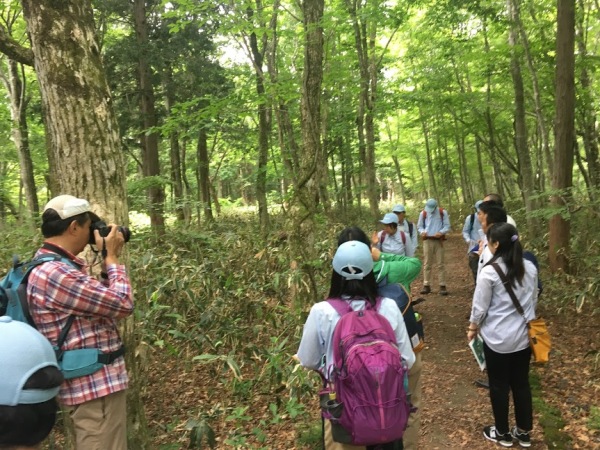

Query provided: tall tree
[17,0,149,446]
[133,0,165,233]
[507,0,536,234]
[549,0,576,273]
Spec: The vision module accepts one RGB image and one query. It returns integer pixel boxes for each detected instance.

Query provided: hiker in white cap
[0,316,64,448]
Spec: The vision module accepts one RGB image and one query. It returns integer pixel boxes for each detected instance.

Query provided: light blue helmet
[332,241,374,280]
[0,316,60,406]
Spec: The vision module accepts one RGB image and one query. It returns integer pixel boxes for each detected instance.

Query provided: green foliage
[589,406,600,432]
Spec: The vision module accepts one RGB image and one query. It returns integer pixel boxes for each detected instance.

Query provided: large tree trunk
[2,59,39,218]
[133,0,165,233]
[20,1,149,447]
[549,0,575,273]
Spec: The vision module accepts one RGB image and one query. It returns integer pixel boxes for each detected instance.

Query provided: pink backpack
[326,297,411,446]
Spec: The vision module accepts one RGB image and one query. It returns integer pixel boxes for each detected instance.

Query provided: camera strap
[101,237,107,259]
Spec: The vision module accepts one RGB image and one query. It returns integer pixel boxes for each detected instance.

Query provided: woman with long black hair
[468,223,538,448]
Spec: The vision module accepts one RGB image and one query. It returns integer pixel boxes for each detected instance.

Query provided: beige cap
[43,195,97,220]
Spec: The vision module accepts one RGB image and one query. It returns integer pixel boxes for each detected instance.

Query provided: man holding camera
[27,195,133,450]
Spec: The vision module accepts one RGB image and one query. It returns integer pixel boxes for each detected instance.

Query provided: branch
[0,23,33,66]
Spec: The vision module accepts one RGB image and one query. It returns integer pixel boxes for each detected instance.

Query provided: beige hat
[43,195,99,221]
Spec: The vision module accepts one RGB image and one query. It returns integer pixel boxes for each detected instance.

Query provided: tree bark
[575,0,600,197]
[1,59,39,217]
[549,0,575,273]
[246,4,270,233]
[162,68,186,222]
[348,0,379,218]
[508,0,536,233]
[20,1,149,447]
[133,0,165,233]
[196,127,213,222]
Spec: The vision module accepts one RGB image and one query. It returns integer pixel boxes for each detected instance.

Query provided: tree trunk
[419,106,437,197]
[511,0,552,187]
[2,59,39,218]
[508,0,536,232]
[162,69,185,222]
[246,5,270,233]
[575,0,600,197]
[196,127,213,222]
[133,0,165,233]
[348,0,379,218]
[549,0,575,273]
[20,1,149,447]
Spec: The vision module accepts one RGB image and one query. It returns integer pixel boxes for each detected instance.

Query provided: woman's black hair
[486,222,525,285]
[330,227,378,306]
[478,202,507,225]
[336,226,371,247]
[0,366,63,448]
[41,209,90,238]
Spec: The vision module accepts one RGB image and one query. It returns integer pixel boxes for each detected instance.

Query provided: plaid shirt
[27,244,133,406]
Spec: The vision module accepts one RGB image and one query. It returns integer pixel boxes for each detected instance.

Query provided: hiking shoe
[439,285,448,296]
[419,285,431,295]
[483,426,513,447]
[511,426,531,447]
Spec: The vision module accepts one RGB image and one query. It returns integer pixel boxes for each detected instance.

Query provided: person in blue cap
[372,212,415,257]
[0,316,64,448]
[417,199,451,295]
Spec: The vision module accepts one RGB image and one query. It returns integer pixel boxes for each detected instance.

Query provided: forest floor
[142,232,599,449]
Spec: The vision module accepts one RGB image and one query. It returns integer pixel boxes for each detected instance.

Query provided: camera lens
[118,226,131,242]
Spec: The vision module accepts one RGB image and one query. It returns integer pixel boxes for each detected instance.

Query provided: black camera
[89,220,131,244]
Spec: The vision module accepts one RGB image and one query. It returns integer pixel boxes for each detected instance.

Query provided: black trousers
[483,342,533,433]
[468,253,479,284]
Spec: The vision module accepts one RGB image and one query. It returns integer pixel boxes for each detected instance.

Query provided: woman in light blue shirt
[468,223,538,448]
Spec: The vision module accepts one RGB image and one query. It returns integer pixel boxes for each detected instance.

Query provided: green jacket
[374,253,422,291]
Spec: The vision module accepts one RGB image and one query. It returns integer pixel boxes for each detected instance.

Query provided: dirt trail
[414,232,548,449]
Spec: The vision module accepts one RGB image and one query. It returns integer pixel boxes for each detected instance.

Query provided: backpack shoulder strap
[469,213,475,234]
[379,231,387,250]
[327,298,352,317]
[27,254,80,347]
[490,263,526,318]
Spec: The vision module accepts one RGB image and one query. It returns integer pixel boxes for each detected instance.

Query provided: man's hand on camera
[94,224,125,266]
